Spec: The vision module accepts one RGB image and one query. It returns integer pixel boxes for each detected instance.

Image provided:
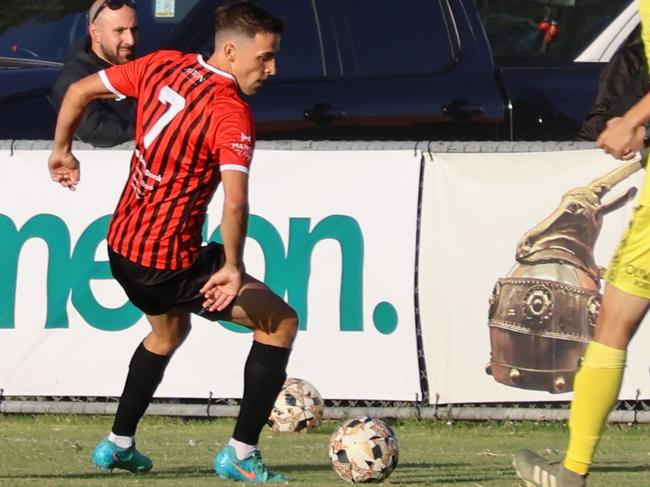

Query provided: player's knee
[151,322,191,353]
[175,322,192,345]
[283,305,299,340]
[265,303,298,345]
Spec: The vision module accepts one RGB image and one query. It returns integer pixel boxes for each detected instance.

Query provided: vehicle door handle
[304,103,346,123]
[442,99,484,121]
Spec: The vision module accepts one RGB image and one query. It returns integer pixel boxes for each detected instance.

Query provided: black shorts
[108,242,228,319]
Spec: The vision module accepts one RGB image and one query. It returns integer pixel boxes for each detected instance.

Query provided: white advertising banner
[419,150,650,404]
[0,148,422,400]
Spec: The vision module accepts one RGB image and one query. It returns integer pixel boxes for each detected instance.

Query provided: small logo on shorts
[625,264,650,289]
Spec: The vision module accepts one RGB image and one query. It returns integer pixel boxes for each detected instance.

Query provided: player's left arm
[200,170,249,311]
[48,74,118,190]
[200,103,254,311]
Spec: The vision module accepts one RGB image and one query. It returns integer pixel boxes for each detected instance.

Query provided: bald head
[88,0,138,65]
[88,0,105,23]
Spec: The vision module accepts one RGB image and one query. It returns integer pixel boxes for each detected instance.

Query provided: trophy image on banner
[486,157,643,393]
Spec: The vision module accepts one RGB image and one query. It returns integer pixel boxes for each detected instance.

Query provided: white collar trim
[197,55,236,82]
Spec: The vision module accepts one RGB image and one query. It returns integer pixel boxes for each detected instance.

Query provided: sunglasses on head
[91,0,136,23]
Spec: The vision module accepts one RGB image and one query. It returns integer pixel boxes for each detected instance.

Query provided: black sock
[111,342,171,437]
[233,341,291,445]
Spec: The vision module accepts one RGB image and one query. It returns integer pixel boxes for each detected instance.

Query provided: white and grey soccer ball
[329,416,399,483]
[267,377,324,432]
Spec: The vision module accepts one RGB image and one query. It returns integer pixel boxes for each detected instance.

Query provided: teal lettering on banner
[208,215,288,294]
[286,216,364,331]
[70,215,141,331]
[0,214,71,329]
[207,215,288,334]
[1,213,399,334]
[246,216,288,295]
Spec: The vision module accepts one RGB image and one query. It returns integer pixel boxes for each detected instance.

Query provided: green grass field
[0,415,649,486]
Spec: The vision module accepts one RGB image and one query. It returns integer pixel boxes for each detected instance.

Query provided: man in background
[579,30,650,145]
[52,0,137,147]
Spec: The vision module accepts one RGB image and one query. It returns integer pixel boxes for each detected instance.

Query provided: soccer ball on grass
[329,416,399,483]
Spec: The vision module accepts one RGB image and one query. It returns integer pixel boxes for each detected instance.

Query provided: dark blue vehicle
[0,0,636,141]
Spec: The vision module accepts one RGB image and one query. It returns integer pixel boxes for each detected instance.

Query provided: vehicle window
[256,0,325,79]
[0,6,86,63]
[0,1,204,65]
[185,0,326,80]
[334,0,459,77]
[137,0,205,55]
[475,0,629,62]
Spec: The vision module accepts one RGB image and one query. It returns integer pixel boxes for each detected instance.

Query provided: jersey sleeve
[212,104,255,174]
[98,51,166,100]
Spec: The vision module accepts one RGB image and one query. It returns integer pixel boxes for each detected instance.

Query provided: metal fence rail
[3,395,650,423]
[0,139,597,152]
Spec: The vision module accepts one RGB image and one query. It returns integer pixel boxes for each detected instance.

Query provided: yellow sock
[563,341,625,476]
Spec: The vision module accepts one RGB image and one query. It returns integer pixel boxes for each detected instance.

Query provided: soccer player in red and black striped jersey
[48,2,297,482]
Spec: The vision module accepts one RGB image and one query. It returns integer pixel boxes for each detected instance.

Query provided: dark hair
[215,1,284,39]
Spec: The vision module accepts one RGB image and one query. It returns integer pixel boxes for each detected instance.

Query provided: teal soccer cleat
[91,437,153,473]
[214,445,288,483]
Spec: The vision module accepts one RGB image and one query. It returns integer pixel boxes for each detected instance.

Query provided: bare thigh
[593,283,650,349]
[220,274,298,347]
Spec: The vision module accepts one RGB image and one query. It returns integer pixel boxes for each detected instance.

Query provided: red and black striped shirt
[99,50,254,270]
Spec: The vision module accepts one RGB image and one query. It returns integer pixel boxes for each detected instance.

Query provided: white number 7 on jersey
[143,86,186,149]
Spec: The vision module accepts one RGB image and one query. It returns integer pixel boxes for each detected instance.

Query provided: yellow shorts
[606,205,650,299]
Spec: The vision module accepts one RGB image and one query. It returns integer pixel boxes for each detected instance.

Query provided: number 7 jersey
[98,50,255,270]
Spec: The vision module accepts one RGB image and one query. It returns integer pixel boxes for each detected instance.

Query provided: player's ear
[224,41,237,63]
[88,22,100,43]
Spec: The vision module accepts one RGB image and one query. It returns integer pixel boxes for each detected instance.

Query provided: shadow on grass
[281,461,489,472]
[590,462,650,474]
[0,466,214,480]
[0,462,514,483]
[390,462,650,485]
[281,463,335,472]
[283,461,520,485]
[11,461,647,485]
[388,462,516,485]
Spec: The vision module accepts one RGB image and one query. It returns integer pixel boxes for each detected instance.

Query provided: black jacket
[51,40,135,147]
[579,36,650,141]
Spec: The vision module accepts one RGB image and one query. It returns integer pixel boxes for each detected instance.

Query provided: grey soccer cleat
[513,449,586,487]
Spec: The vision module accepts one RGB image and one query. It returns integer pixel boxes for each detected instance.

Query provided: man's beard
[100,45,135,65]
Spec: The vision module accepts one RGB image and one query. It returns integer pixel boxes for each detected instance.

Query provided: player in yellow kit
[513,2,650,486]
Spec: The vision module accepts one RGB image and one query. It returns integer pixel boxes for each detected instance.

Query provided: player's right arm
[49,51,162,190]
[48,73,118,190]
